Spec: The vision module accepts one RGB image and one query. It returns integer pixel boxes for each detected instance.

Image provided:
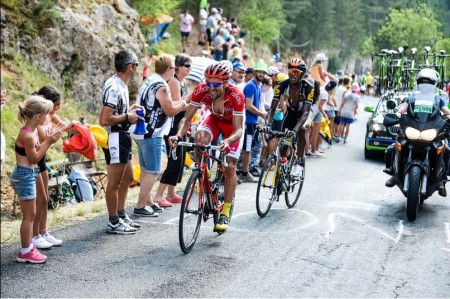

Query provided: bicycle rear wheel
[179,171,203,253]
[256,156,278,218]
[285,162,305,208]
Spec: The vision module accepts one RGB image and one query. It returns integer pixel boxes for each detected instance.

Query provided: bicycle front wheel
[285,162,305,208]
[256,156,278,218]
[179,171,203,253]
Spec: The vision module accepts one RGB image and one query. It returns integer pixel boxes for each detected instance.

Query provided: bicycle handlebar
[171,142,227,167]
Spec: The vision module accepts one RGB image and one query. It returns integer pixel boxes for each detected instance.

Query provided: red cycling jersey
[191,83,245,121]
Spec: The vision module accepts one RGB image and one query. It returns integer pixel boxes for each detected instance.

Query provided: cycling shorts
[197,115,243,160]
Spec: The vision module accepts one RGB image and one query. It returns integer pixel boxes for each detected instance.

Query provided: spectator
[333,77,349,140]
[13,96,63,263]
[153,54,192,206]
[337,83,360,143]
[212,28,226,61]
[179,9,195,53]
[324,80,338,143]
[198,4,208,46]
[244,67,254,83]
[206,8,218,48]
[229,61,246,87]
[239,62,268,182]
[32,85,72,250]
[132,54,189,215]
[142,52,153,81]
[310,53,336,86]
[99,50,143,234]
[242,52,251,68]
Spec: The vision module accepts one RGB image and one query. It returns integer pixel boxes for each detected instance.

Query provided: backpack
[68,170,95,202]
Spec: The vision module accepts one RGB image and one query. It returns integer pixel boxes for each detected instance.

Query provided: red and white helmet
[204,60,233,80]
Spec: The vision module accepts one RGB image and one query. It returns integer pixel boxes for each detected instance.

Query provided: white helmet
[416,68,440,86]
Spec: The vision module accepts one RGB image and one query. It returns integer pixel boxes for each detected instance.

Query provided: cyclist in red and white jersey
[170,60,245,232]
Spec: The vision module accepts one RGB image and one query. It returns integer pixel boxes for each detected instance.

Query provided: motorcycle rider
[384,68,450,197]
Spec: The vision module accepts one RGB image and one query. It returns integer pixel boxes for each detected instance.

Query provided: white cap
[211,7,218,14]
[314,53,328,61]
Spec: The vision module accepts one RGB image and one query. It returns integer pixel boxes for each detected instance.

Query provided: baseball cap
[211,7,218,14]
[245,67,254,74]
[233,61,246,71]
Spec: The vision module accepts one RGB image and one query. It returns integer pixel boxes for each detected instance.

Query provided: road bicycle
[256,129,305,218]
[172,142,231,253]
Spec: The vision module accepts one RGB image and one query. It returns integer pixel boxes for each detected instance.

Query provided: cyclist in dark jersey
[170,60,245,233]
[266,58,315,174]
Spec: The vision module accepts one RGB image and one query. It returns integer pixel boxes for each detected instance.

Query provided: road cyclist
[169,60,245,233]
[265,57,316,177]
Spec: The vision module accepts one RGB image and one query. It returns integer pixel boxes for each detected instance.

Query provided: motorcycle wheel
[406,165,421,221]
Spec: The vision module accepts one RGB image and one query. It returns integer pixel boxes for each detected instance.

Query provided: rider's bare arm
[293,104,311,132]
[176,103,198,137]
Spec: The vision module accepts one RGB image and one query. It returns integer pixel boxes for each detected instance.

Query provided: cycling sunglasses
[206,81,224,88]
[288,68,303,75]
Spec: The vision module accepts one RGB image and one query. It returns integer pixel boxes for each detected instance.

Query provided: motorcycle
[383,89,450,221]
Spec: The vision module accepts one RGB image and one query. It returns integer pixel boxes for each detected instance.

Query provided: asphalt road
[1,95,449,298]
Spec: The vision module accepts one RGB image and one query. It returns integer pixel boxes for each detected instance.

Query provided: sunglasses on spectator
[206,81,223,88]
[288,69,302,75]
[129,63,139,67]
[181,64,191,68]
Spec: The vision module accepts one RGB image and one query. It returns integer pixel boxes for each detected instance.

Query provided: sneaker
[32,235,53,249]
[305,152,316,157]
[106,219,137,235]
[17,247,47,264]
[214,214,230,233]
[150,203,164,213]
[385,176,396,188]
[155,198,173,207]
[43,233,62,246]
[291,160,304,177]
[312,151,323,156]
[166,194,182,203]
[249,168,261,177]
[239,172,258,183]
[122,214,141,229]
[134,206,159,217]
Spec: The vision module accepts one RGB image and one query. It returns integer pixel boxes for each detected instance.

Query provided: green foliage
[373,4,442,52]
[129,0,181,19]
[433,38,450,81]
[327,54,342,74]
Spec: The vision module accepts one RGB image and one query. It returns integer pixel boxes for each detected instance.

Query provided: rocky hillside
[1,0,146,112]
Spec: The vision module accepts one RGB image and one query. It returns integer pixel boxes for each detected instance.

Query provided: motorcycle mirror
[411,47,417,54]
[383,113,399,127]
[424,46,431,53]
[386,100,397,110]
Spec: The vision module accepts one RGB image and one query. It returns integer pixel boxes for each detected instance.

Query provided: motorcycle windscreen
[409,90,439,123]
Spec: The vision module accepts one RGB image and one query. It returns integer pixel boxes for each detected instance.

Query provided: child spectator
[337,83,360,143]
[32,85,72,250]
[12,96,63,263]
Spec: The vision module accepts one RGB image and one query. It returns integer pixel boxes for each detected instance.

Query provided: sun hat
[89,125,108,149]
[253,61,268,74]
[325,80,338,91]
[268,66,279,76]
[351,83,360,92]
[314,53,328,61]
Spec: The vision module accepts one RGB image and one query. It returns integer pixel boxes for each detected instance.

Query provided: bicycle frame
[173,142,227,220]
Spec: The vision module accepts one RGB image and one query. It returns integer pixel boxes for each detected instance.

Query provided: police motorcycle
[383,70,450,221]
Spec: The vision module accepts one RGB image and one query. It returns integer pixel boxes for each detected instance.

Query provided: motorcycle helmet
[416,68,440,86]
